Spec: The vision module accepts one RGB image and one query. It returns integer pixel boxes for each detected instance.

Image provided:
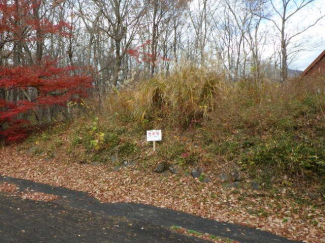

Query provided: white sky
[188,0,324,71]
[281,1,325,71]
[290,25,325,71]
[253,0,325,71]
[255,2,325,71]
[292,47,325,71]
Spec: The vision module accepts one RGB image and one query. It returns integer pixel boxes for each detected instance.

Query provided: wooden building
[302,50,325,77]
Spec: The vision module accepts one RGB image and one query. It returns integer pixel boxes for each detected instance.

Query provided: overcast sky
[287,2,325,71]
[291,44,325,71]
[189,0,324,71]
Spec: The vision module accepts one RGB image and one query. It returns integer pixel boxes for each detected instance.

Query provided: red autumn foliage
[0,61,92,142]
[0,0,92,142]
[126,40,170,66]
[0,0,70,42]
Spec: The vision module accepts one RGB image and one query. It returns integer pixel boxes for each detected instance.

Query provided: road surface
[0,175,301,243]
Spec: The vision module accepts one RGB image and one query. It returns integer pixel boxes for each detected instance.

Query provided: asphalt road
[0,175,302,243]
[0,193,208,243]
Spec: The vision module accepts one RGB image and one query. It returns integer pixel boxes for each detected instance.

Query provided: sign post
[147,130,162,151]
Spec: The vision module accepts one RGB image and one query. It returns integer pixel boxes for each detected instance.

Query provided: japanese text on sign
[147,130,162,142]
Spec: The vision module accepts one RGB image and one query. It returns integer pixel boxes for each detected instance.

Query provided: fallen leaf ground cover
[0,181,59,202]
[170,225,239,243]
[0,146,324,243]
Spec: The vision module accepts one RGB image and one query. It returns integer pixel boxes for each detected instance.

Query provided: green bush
[241,135,325,176]
[158,140,185,161]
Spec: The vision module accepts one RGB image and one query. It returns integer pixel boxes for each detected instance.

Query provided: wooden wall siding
[302,50,325,77]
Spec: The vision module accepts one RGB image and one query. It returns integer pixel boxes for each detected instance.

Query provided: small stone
[202,177,210,183]
[111,155,118,163]
[128,161,136,167]
[45,153,56,161]
[251,181,260,190]
[231,170,242,181]
[224,181,242,189]
[219,173,231,182]
[113,166,122,171]
[120,160,136,167]
[232,181,241,188]
[168,166,177,174]
[154,162,169,173]
[27,146,40,155]
[191,167,202,178]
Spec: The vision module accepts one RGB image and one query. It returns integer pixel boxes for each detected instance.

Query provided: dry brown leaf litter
[0,181,59,202]
[0,182,19,193]
[170,226,240,243]
[0,146,324,243]
[20,190,59,202]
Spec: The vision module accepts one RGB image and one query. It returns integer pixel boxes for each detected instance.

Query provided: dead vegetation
[1,67,325,242]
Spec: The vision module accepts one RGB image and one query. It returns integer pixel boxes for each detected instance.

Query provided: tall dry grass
[100,67,325,179]
[104,67,228,128]
[103,67,325,133]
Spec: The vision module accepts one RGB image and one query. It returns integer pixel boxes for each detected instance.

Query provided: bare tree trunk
[280,17,287,82]
[173,23,178,63]
[0,88,5,146]
[34,5,43,64]
[151,0,158,76]
[113,40,122,86]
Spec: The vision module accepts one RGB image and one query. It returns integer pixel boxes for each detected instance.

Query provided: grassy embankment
[23,67,325,200]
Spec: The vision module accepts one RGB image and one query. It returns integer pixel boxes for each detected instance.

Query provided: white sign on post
[147,130,162,141]
[147,130,162,151]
